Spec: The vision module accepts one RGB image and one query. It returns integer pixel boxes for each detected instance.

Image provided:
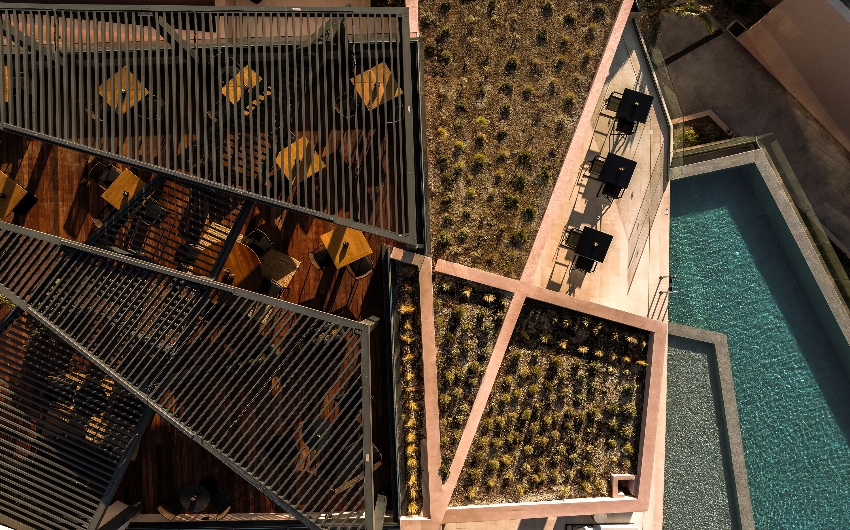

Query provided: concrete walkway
[658,14,850,251]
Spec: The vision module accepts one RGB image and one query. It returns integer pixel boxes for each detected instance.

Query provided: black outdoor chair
[588,156,605,178]
[210,488,234,519]
[176,244,203,270]
[157,491,184,521]
[615,118,639,135]
[562,228,583,250]
[200,477,219,495]
[243,229,271,258]
[12,191,37,215]
[606,91,622,113]
[140,198,166,226]
[88,162,121,190]
[309,245,334,270]
[573,255,597,274]
[259,276,283,299]
[598,182,624,201]
[346,256,373,280]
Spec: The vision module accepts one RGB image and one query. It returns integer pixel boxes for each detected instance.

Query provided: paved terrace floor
[659,13,850,253]
[528,22,671,321]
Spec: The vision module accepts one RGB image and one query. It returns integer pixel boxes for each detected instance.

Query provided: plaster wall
[737,0,850,152]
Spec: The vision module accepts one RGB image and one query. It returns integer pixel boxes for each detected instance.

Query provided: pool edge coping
[667,323,755,530]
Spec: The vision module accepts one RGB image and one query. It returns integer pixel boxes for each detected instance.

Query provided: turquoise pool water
[663,336,735,530]
[670,166,850,527]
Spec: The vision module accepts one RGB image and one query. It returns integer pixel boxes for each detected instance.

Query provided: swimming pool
[669,164,850,527]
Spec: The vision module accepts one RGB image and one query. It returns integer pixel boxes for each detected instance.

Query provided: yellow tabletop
[320,226,371,269]
[101,168,144,210]
[98,66,148,114]
[350,62,403,110]
[223,66,262,104]
[0,170,28,219]
[276,138,327,186]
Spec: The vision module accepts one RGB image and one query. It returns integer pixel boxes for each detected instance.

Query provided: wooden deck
[0,130,397,516]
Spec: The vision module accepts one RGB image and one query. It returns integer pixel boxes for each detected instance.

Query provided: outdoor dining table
[179,483,210,513]
[574,227,613,264]
[614,88,654,124]
[98,66,149,115]
[101,168,144,210]
[218,241,263,292]
[0,170,27,219]
[320,226,371,269]
[350,62,403,110]
[595,153,637,191]
[276,137,327,186]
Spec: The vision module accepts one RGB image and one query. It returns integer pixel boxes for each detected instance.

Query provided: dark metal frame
[0,6,423,247]
[0,222,378,530]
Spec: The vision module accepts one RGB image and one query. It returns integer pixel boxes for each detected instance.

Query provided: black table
[597,154,637,190]
[179,483,211,513]
[615,88,654,124]
[574,227,613,263]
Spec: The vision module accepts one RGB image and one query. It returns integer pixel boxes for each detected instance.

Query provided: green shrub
[623,443,635,456]
[521,85,534,100]
[536,29,547,45]
[563,13,576,26]
[523,444,534,456]
[683,127,699,147]
[458,228,470,243]
[473,152,488,168]
[510,174,526,190]
[581,465,596,478]
[520,408,532,421]
[592,4,606,20]
[505,56,518,74]
[496,130,508,142]
[538,166,552,182]
[439,50,452,64]
[475,132,486,146]
[581,49,593,67]
[420,13,435,28]
[522,206,536,221]
[623,403,638,418]
[517,150,532,166]
[475,115,490,127]
[439,0,452,13]
[500,105,512,119]
[504,195,520,209]
[466,187,476,200]
[542,1,554,17]
[437,27,451,42]
[586,23,598,42]
[496,150,510,163]
[621,424,635,438]
[437,231,450,246]
[499,82,514,96]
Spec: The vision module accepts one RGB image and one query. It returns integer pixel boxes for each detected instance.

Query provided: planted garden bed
[432,274,512,479]
[450,298,649,505]
[673,115,731,150]
[395,262,427,516]
[421,0,624,278]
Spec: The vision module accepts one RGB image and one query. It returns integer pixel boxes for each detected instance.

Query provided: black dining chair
[259,276,283,299]
[346,256,373,280]
[309,245,334,270]
[210,488,234,519]
[588,155,605,178]
[140,198,166,226]
[157,491,184,521]
[573,255,597,274]
[615,118,639,135]
[562,228,583,250]
[599,182,625,201]
[243,229,271,258]
[200,477,219,496]
[606,91,623,113]
[89,161,121,190]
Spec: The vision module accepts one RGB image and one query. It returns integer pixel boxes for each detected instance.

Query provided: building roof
[0,6,422,245]
[0,222,378,530]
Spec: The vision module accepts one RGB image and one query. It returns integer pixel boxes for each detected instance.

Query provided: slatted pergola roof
[0,6,423,245]
[0,310,151,530]
[0,222,378,530]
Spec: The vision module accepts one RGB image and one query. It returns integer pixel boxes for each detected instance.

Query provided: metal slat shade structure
[0,7,419,245]
[0,310,150,530]
[0,222,377,530]
[88,176,246,277]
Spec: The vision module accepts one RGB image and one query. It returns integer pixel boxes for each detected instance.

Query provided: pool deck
[526,21,671,322]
